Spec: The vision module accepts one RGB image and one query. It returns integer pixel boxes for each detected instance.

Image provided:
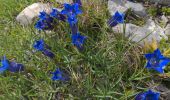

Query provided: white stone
[112,23,140,37]
[55,0,72,4]
[125,1,147,17]
[16,3,52,26]
[112,19,168,45]
[108,0,146,17]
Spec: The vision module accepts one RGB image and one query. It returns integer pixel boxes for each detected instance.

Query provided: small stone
[16,3,52,26]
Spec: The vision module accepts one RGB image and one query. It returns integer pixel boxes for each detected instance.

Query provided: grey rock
[112,19,168,45]
[16,3,52,26]
[112,23,140,37]
[125,1,147,17]
[160,15,169,28]
[108,0,146,17]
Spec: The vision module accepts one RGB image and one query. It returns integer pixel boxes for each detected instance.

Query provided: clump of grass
[162,7,170,16]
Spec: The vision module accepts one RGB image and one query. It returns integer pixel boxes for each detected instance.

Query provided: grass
[0,0,168,99]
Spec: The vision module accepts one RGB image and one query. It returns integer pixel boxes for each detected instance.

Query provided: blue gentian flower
[9,62,24,72]
[71,33,86,49]
[35,11,54,30]
[35,19,53,30]
[144,49,170,73]
[35,20,47,30]
[135,90,160,100]
[50,8,66,22]
[0,56,9,73]
[73,0,82,6]
[68,14,78,26]
[51,68,65,81]
[39,11,49,20]
[108,11,125,27]
[33,39,45,51]
[61,3,82,17]
[33,39,55,58]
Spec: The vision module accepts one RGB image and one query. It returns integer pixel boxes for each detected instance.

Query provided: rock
[108,0,128,15]
[149,0,170,5]
[108,0,146,17]
[55,0,72,4]
[160,15,169,27]
[16,3,52,26]
[112,19,168,45]
[165,24,170,35]
[112,23,140,37]
[125,1,147,17]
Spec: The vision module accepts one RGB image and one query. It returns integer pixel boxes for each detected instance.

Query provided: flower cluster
[35,0,86,49]
[35,9,66,30]
[61,3,86,49]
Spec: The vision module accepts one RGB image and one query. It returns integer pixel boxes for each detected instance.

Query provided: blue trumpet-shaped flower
[35,20,52,30]
[33,39,55,58]
[71,33,86,49]
[9,62,24,72]
[50,8,66,22]
[68,14,78,26]
[51,68,65,81]
[107,11,125,27]
[0,56,9,73]
[33,39,45,51]
[35,11,54,30]
[39,11,49,20]
[135,90,160,100]
[144,49,170,73]
[61,3,82,17]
